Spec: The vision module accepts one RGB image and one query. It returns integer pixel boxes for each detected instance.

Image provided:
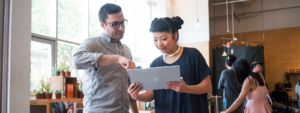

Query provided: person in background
[252,62,298,112]
[221,59,273,113]
[252,62,274,105]
[272,82,299,113]
[272,82,287,105]
[295,75,300,113]
[251,62,263,75]
[73,3,138,113]
[218,55,244,113]
[127,16,212,113]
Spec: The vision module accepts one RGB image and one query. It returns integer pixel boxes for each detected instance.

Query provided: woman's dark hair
[149,16,184,41]
[99,3,122,23]
[233,58,265,86]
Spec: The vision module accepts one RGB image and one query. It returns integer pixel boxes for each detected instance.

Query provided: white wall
[9,0,31,112]
[151,0,168,18]
[172,0,210,44]
[209,0,300,36]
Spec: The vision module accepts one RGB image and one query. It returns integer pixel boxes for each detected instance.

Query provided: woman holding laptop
[127,16,212,113]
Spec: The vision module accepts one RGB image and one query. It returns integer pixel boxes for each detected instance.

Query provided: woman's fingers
[132,85,143,94]
[128,83,142,94]
[128,83,136,91]
[132,83,140,91]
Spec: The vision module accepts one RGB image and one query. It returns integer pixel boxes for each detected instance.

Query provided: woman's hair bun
[153,18,159,22]
[171,16,184,30]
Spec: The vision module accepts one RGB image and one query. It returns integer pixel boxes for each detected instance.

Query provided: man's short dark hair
[275,82,281,90]
[98,3,122,23]
[251,62,263,70]
[225,55,237,66]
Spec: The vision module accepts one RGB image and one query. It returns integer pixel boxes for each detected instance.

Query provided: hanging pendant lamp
[195,0,200,27]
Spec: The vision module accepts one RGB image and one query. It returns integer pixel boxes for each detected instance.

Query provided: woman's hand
[166,77,187,92]
[220,111,228,113]
[127,83,143,100]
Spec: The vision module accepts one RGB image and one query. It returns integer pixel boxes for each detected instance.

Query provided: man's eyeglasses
[104,19,128,29]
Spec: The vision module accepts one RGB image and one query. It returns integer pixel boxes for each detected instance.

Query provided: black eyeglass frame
[103,19,128,29]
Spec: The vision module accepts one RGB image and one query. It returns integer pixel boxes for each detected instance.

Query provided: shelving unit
[30,98,83,113]
[284,72,300,109]
[46,76,78,99]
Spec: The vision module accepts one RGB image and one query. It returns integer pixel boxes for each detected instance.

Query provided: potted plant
[59,61,66,76]
[38,80,46,99]
[64,68,71,77]
[75,80,84,98]
[34,89,44,99]
[52,66,61,76]
[55,90,62,99]
[44,81,53,99]
[55,69,61,76]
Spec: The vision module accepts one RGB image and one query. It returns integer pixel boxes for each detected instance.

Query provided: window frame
[30,0,155,96]
[31,36,56,76]
[2,0,10,111]
[30,33,81,96]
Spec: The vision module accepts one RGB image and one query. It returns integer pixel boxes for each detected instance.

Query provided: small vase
[55,93,62,99]
[55,71,60,76]
[65,72,71,77]
[45,93,53,99]
[60,71,65,76]
[35,94,42,99]
[79,91,84,98]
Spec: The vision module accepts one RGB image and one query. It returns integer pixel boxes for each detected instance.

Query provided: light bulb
[233,37,237,41]
[195,19,200,27]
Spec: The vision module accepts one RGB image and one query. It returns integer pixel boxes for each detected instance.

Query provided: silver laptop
[128,65,181,90]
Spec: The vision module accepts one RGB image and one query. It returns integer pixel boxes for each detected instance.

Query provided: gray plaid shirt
[73,33,134,113]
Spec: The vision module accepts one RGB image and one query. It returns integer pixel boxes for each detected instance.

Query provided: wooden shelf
[47,76,78,98]
[138,110,155,113]
[286,72,300,75]
[288,99,299,102]
[30,98,83,113]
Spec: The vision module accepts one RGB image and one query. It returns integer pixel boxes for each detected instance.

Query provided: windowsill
[30,91,35,96]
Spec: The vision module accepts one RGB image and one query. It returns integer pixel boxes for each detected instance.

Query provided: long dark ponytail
[233,59,265,86]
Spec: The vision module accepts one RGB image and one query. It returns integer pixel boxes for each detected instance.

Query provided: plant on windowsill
[34,88,44,99]
[59,60,66,76]
[44,81,53,99]
[64,68,71,77]
[52,66,61,76]
[39,79,46,99]
[75,80,84,98]
[55,90,62,99]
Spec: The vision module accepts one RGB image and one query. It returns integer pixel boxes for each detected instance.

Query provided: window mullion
[55,0,58,68]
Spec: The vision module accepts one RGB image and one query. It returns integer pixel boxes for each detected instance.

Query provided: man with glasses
[73,3,138,113]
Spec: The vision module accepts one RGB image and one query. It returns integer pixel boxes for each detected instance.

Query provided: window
[31,0,157,94]
[57,41,80,75]
[57,0,88,43]
[30,37,55,91]
[88,0,115,37]
[131,0,161,64]
[31,0,56,37]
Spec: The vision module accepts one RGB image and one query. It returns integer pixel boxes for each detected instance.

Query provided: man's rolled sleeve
[73,39,104,70]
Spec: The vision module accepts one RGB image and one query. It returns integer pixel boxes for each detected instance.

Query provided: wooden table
[138,110,155,113]
[30,98,83,113]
